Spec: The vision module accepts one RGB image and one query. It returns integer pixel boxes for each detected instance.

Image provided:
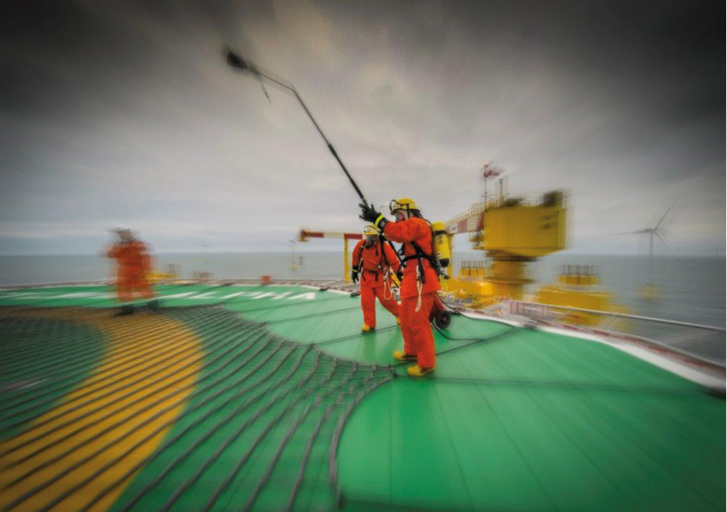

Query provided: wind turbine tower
[620,196,679,299]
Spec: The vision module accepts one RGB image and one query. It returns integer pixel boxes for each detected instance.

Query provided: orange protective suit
[382,217,440,369]
[352,239,400,328]
[108,241,155,303]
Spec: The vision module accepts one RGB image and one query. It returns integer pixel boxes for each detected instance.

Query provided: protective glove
[359,202,386,228]
[351,270,359,283]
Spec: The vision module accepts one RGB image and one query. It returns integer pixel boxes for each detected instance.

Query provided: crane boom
[298,229,362,242]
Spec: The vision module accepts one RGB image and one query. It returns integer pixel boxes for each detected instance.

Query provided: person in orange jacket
[351,224,400,332]
[107,229,158,316]
[360,198,440,377]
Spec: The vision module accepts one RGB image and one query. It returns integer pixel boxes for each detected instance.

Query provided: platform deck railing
[482,300,726,372]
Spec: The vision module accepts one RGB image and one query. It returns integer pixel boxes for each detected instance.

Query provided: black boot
[114,305,134,317]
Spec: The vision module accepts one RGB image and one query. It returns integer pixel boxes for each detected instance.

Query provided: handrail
[502,300,725,332]
[571,323,725,371]
[481,299,725,372]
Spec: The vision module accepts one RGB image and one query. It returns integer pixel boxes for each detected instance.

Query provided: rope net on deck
[0,306,393,512]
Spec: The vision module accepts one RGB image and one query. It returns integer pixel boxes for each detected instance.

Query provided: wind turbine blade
[655,232,672,252]
[655,194,681,230]
[612,230,648,235]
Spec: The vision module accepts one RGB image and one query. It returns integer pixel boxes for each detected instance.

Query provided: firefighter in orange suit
[352,224,400,332]
[360,198,440,377]
[107,229,158,315]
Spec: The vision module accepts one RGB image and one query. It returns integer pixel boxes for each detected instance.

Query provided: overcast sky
[1,0,724,256]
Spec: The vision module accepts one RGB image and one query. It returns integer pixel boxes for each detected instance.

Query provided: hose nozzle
[226,49,248,70]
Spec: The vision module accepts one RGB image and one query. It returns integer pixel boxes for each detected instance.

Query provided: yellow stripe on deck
[0,309,203,512]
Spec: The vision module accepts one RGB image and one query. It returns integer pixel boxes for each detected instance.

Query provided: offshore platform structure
[442,171,567,305]
[442,169,625,321]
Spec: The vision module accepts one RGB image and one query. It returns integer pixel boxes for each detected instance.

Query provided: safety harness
[356,239,399,302]
[399,223,441,312]
[355,238,392,283]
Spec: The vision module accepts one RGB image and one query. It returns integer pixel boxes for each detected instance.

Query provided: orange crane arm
[298,229,363,283]
[298,229,362,242]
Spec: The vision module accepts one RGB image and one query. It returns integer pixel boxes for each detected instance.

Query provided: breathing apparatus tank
[431,221,451,269]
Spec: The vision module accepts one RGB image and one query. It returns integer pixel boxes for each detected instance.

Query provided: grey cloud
[0,0,723,256]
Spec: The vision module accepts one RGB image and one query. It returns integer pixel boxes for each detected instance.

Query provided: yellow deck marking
[0,309,203,512]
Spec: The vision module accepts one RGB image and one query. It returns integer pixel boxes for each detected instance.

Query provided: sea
[0,252,724,328]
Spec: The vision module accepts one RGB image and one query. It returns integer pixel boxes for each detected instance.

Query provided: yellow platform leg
[487,259,532,300]
[344,238,351,283]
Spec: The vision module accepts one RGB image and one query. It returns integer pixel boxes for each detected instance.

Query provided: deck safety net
[0,305,393,512]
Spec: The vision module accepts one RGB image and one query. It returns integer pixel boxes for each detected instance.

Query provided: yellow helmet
[389,198,419,214]
[362,224,380,236]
